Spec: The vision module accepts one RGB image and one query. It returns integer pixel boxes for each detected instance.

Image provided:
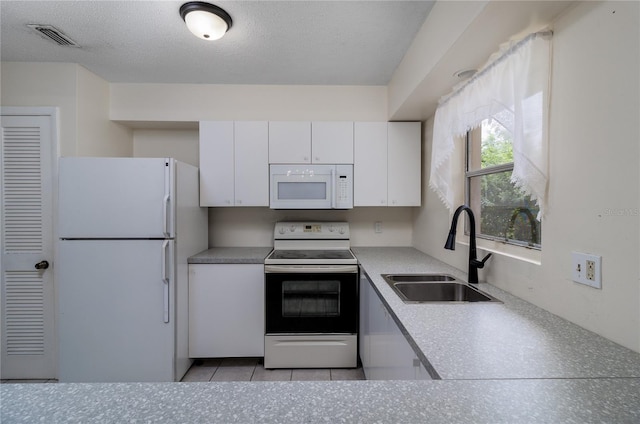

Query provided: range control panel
[274,221,349,239]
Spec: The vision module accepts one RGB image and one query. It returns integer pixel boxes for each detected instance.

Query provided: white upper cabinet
[311,121,354,164]
[268,121,311,164]
[199,121,269,207]
[354,121,421,207]
[354,122,388,206]
[200,121,234,206]
[388,122,421,206]
[268,121,354,164]
[200,120,418,207]
[234,121,269,206]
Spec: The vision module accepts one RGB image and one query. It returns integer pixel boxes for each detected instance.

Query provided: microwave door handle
[331,168,336,209]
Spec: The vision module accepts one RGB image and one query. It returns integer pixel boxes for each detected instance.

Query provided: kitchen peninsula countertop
[3,379,639,423]
[188,247,272,264]
[3,247,640,423]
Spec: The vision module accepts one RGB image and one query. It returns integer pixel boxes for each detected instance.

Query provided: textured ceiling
[0,0,435,85]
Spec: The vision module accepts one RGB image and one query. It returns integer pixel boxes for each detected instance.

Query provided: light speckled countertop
[188,247,272,264]
[3,379,640,423]
[3,247,640,423]
[352,247,640,380]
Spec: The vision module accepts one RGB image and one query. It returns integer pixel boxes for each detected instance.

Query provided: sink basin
[384,274,456,282]
[381,274,501,303]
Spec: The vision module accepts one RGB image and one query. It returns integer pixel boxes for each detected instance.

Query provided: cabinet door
[386,313,420,380]
[234,121,269,206]
[268,121,311,163]
[354,122,388,206]
[360,273,431,380]
[366,280,387,380]
[311,121,354,164]
[359,270,371,376]
[199,121,234,206]
[388,122,421,206]
[189,264,265,358]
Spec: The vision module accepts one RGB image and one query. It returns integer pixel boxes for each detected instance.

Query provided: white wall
[111,84,388,122]
[413,1,640,353]
[76,66,132,157]
[133,129,199,166]
[1,62,78,156]
[208,207,414,248]
[1,62,133,157]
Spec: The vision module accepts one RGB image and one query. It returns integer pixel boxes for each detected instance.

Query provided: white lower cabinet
[189,264,264,358]
[359,271,431,380]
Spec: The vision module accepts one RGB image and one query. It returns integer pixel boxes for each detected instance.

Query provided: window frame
[464,126,542,251]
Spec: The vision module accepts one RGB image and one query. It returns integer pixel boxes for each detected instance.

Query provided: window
[465,119,541,248]
[430,31,551,252]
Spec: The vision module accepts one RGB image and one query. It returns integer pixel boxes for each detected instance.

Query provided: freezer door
[59,157,175,238]
[58,239,176,382]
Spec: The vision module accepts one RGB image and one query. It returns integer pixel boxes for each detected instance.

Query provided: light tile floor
[181,357,365,382]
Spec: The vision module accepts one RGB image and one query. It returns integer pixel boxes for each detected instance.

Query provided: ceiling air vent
[27,24,80,47]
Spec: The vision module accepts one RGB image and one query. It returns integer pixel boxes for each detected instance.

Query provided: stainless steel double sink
[381,274,501,303]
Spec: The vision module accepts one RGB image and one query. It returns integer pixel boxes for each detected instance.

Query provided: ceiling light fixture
[179,2,232,41]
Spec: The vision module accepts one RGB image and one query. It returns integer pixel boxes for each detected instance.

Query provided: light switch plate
[571,252,602,289]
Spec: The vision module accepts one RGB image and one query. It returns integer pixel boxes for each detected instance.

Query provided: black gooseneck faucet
[444,205,492,284]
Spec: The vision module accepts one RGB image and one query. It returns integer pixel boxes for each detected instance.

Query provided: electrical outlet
[374,221,383,233]
[586,260,596,281]
[571,252,602,289]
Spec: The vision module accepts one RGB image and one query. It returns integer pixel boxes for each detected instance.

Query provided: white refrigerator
[57,157,207,382]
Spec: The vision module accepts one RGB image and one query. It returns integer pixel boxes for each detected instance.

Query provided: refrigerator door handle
[162,194,171,237]
[161,240,170,323]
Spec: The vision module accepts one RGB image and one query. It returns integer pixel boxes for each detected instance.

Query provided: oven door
[265,265,358,334]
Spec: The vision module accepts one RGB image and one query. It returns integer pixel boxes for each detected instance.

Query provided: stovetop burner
[268,249,355,261]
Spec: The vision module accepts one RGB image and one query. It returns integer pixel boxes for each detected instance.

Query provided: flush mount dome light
[180,2,232,40]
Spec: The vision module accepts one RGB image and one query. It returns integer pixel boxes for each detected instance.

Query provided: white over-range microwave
[269,164,353,209]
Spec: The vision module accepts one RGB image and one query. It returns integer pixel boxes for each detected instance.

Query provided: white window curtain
[429,30,552,220]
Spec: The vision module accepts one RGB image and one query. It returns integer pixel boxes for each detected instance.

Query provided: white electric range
[264,222,359,369]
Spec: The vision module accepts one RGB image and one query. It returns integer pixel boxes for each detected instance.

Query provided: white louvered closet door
[1,113,56,379]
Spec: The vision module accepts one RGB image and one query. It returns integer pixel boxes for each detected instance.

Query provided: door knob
[35,260,49,270]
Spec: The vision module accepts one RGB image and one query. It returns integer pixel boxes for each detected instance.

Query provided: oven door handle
[264,265,358,274]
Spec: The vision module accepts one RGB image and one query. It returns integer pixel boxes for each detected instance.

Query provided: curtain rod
[438,30,553,107]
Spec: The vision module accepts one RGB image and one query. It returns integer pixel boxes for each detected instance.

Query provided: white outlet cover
[571,252,602,289]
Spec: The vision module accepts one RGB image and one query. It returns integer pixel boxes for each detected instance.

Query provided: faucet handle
[472,253,492,269]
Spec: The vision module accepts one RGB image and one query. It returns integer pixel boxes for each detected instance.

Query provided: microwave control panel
[334,164,353,209]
